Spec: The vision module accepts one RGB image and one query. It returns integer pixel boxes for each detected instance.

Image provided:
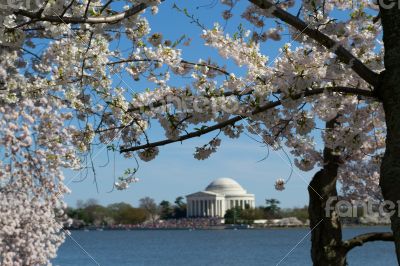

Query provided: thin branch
[248,0,379,87]
[342,232,394,253]
[84,0,92,18]
[107,58,230,76]
[100,0,113,14]
[15,1,158,24]
[80,32,94,87]
[120,86,376,153]
[60,0,76,18]
[21,47,41,60]
[14,0,50,28]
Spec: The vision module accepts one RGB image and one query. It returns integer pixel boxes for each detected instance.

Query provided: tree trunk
[308,119,347,266]
[379,2,400,263]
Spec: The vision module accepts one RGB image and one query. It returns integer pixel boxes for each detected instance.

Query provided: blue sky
[63,0,324,209]
[65,134,315,208]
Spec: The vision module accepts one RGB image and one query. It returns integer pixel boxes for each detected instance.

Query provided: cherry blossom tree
[1,0,158,264]
[1,0,400,265]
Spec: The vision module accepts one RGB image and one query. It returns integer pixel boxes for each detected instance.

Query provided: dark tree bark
[379,2,400,263]
[342,232,394,253]
[308,116,396,265]
[308,119,347,266]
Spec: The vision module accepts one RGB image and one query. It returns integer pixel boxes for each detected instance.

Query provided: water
[53,226,396,266]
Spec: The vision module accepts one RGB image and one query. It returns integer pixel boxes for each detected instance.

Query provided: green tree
[173,196,187,218]
[264,198,281,219]
[83,204,109,226]
[107,202,146,224]
[159,200,173,219]
[224,207,242,224]
[240,208,265,223]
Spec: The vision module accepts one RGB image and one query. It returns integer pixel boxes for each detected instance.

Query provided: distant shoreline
[66,224,390,231]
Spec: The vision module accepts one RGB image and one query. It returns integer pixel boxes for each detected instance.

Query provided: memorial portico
[186,178,255,217]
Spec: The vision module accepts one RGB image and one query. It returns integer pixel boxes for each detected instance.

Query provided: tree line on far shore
[66,196,188,227]
[224,199,308,224]
[66,197,307,227]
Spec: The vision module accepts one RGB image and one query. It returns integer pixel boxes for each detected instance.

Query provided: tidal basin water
[53,226,396,266]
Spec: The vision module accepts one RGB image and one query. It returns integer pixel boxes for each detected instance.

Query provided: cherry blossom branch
[15,1,156,24]
[124,86,252,115]
[119,114,243,153]
[107,58,230,76]
[120,86,376,153]
[248,0,380,87]
[342,232,394,253]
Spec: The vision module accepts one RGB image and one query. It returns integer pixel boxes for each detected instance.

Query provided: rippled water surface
[53,226,396,266]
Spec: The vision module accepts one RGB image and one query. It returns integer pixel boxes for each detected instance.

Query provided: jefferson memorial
[186,178,255,217]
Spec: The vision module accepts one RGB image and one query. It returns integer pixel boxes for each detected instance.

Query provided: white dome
[205,178,247,195]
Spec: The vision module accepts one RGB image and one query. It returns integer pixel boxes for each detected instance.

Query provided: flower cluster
[115,177,140,190]
[0,0,388,263]
[274,179,286,191]
[194,138,222,160]
[138,147,160,162]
